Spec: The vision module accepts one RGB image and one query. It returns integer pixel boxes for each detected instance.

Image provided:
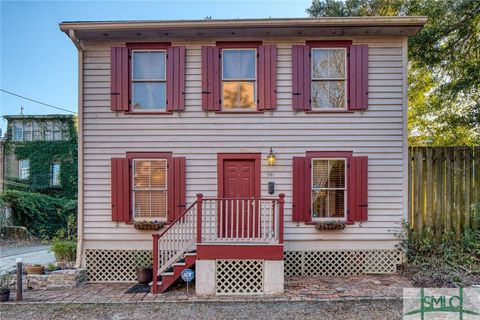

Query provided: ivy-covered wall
[4,116,78,200]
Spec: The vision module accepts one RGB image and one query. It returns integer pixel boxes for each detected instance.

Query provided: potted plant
[134,254,153,285]
[133,220,164,231]
[49,239,76,268]
[315,220,346,230]
[0,273,11,302]
[25,264,45,275]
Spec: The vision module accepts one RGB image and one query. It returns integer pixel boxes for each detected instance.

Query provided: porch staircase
[155,251,196,293]
[151,199,199,294]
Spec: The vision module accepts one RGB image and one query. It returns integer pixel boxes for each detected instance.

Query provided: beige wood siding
[81,37,407,251]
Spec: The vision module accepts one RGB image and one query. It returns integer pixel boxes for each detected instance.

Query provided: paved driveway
[0,245,55,273]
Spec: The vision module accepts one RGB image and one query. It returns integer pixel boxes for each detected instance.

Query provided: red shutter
[166,46,186,112]
[111,157,130,222]
[258,45,277,111]
[348,44,369,110]
[201,46,221,111]
[292,157,311,222]
[347,156,368,222]
[168,157,186,222]
[110,47,129,112]
[292,45,311,111]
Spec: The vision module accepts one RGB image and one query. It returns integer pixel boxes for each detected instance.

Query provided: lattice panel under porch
[284,250,402,277]
[215,259,264,295]
[85,249,152,282]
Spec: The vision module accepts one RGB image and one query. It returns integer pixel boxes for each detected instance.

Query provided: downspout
[67,29,85,269]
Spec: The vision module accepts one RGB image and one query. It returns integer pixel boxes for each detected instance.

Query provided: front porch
[152,194,285,295]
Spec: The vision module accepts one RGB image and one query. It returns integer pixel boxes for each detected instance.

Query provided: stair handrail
[152,199,198,294]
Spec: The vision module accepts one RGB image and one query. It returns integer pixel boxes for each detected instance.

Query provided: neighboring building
[60,16,426,295]
[3,115,77,199]
[0,137,4,192]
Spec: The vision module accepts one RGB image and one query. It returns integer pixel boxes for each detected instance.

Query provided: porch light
[267,148,276,166]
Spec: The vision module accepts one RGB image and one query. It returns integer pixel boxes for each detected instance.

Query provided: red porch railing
[152,193,285,293]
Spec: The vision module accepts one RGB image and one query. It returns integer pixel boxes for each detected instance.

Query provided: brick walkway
[5,274,413,304]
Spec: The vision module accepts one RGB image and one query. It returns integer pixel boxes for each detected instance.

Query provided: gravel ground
[1,300,403,320]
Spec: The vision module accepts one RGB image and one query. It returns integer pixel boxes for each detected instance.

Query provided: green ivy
[4,117,78,200]
[0,190,77,239]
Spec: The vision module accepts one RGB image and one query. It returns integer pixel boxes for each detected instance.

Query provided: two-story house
[60,16,426,295]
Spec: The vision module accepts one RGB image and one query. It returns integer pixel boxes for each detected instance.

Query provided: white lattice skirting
[85,249,152,282]
[216,259,264,295]
[284,250,403,277]
[84,249,402,283]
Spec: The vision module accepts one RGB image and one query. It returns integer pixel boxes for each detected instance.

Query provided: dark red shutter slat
[166,46,186,112]
[293,157,310,222]
[111,158,130,222]
[348,44,369,110]
[201,46,221,111]
[169,157,186,221]
[258,45,277,111]
[110,47,129,112]
[292,45,311,111]
[347,156,368,222]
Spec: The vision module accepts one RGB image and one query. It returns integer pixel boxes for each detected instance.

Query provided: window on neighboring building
[23,122,33,141]
[33,123,43,140]
[51,162,61,186]
[131,50,167,111]
[19,160,30,180]
[311,48,347,110]
[132,159,167,220]
[13,123,23,141]
[311,158,346,220]
[53,123,63,141]
[222,49,257,111]
[44,122,53,141]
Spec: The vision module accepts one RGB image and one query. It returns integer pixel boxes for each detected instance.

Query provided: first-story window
[311,48,347,110]
[222,48,256,111]
[19,159,30,180]
[51,162,61,186]
[311,158,346,220]
[131,50,166,111]
[132,159,167,220]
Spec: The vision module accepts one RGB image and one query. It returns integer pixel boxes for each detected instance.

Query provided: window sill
[305,110,354,114]
[305,220,354,225]
[214,111,264,114]
[124,111,173,115]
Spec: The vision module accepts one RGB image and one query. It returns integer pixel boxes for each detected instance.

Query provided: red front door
[222,160,257,238]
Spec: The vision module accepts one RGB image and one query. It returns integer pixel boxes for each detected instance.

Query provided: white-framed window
[131,50,167,111]
[132,159,168,221]
[51,162,61,186]
[23,122,33,141]
[221,48,257,111]
[311,48,347,110]
[53,123,63,141]
[33,123,43,140]
[311,158,347,220]
[13,123,23,141]
[19,159,30,180]
[44,122,53,141]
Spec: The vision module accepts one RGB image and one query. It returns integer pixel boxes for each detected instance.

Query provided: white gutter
[67,29,84,269]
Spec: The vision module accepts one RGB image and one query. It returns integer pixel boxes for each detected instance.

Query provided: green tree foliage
[307,0,480,146]
[0,190,77,239]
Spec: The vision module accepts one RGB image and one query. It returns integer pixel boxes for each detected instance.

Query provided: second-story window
[13,123,23,141]
[19,160,30,180]
[131,50,166,111]
[222,49,257,111]
[51,162,61,186]
[311,48,347,110]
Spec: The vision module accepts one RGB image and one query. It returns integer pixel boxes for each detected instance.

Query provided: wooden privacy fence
[409,147,480,238]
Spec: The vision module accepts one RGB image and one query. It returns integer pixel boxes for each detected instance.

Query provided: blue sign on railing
[181,269,194,283]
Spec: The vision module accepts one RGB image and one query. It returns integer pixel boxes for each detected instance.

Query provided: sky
[0,0,311,135]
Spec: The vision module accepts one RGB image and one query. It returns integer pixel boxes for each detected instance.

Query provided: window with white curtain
[132,159,168,220]
[51,162,61,186]
[131,50,166,111]
[221,49,256,110]
[311,158,347,219]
